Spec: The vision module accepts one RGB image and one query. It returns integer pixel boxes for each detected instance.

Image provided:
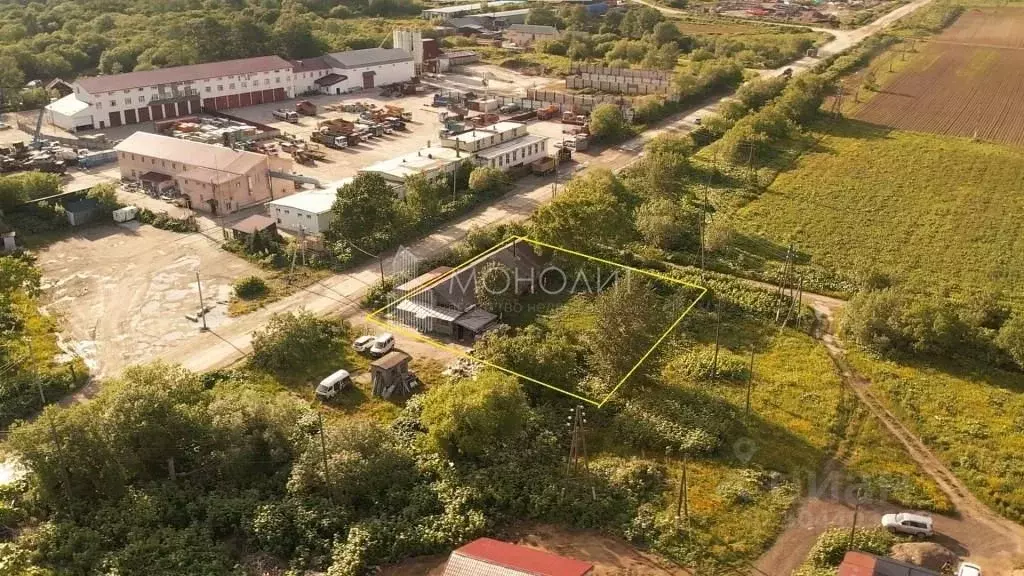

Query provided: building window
[96,102,102,110]
[229,83,235,89]
[264,79,270,86]
[217,85,223,91]
[275,77,280,84]
[110,100,116,107]
[172,163,176,169]
[125,98,131,105]
[138,96,144,103]
[205,86,211,93]
[122,89,129,94]
[241,82,247,88]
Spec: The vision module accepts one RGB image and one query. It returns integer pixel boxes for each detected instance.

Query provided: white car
[881,512,933,539]
[369,333,395,357]
[352,335,375,353]
[957,562,982,576]
[316,369,352,400]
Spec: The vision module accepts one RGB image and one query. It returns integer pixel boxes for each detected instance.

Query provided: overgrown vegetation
[0,253,87,428]
[0,0,429,109]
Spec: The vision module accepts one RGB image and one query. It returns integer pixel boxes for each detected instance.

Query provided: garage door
[240,92,252,107]
[262,89,275,103]
[251,90,264,105]
[216,96,229,109]
[151,104,164,121]
[227,94,240,108]
[363,71,374,89]
[190,98,201,114]
[138,107,151,122]
[274,88,287,101]
[124,109,137,124]
[163,103,176,119]
[203,97,217,111]
[108,111,122,127]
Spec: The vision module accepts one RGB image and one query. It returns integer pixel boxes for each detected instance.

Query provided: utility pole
[848,489,862,552]
[745,347,755,423]
[195,271,208,331]
[345,238,386,284]
[711,300,721,380]
[317,409,333,503]
[566,405,588,475]
[28,339,74,513]
[675,455,689,525]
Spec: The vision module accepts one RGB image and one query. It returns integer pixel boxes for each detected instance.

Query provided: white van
[315,369,352,400]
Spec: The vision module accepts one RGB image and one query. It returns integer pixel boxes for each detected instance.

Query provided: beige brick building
[114,132,293,215]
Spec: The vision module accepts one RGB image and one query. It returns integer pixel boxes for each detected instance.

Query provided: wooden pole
[196,272,208,331]
[745,347,755,422]
[711,302,721,380]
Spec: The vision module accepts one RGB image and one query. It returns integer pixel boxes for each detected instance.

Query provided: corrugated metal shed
[443,538,594,576]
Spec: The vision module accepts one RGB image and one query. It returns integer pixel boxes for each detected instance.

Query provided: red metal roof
[447,538,593,576]
[76,55,292,94]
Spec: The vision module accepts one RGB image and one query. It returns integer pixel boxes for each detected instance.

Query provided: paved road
[158,0,935,375]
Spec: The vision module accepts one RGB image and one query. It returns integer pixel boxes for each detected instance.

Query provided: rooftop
[476,8,531,17]
[371,350,411,370]
[424,1,522,13]
[46,93,90,117]
[360,146,464,181]
[475,134,548,159]
[508,24,560,35]
[325,48,413,69]
[77,55,293,94]
[446,121,526,145]
[230,214,276,234]
[115,132,266,178]
[443,538,593,576]
[290,56,333,73]
[267,187,338,214]
[396,266,455,294]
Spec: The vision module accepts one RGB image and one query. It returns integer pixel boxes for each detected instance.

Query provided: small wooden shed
[371,351,417,398]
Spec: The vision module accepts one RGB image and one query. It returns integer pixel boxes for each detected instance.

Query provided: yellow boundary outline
[367,236,707,408]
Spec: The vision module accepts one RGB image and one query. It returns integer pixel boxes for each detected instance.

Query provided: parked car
[500,103,520,114]
[957,563,982,576]
[369,333,395,357]
[881,512,933,538]
[316,369,353,400]
[353,335,375,353]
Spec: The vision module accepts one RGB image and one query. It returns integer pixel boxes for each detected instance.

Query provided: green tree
[273,13,321,59]
[403,173,446,220]
[589,103,628,141]
[635,197,697,250]
[250,311,347,374]
[526,6,561,27]
[467,166,506,196]
[327,173,399,253]
[997,313,1024,370]
[474,261,515,315]
[86,182,121,212]
[0,54,25,106]
[735,75,788,110]
[420,370,529,460]
[652,21,681,46]
[531,168,635,253]
[587,279,667,384]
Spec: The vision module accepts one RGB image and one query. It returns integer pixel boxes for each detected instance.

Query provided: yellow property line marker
[367,236,707,407]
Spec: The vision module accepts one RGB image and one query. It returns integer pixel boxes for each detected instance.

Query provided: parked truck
[273,109,299,123]
[295,100,317,116]
[310,129,349,149]
[537,104,560,120]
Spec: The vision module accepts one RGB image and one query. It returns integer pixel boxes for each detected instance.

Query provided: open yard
[852,7,1024,146]
[732,119,1024,302]
[35,223,258,380]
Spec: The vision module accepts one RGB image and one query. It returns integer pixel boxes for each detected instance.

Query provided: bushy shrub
[250,311,347,374]
[233,275,269,300]
[806,527,895,568]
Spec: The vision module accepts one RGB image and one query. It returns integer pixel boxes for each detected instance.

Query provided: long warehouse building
[48,49,414,132]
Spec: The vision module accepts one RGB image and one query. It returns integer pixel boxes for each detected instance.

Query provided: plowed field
[852,8,1024,146]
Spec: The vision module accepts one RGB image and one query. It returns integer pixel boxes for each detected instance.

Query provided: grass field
[847,351,1024,523]
[731,119,1024,302]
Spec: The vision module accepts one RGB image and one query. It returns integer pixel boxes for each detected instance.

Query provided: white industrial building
[475,134,548,170]
[291,48,415,96]
[360,146,466,189]
[421,1,522,21]
[266,181,349,235]
[44,48,415,132]
[440,121,529,153]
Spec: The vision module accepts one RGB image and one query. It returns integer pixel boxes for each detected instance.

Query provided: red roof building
[838,551,940,576]
[443,538,594,576]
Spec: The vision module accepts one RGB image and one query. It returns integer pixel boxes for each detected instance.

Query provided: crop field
[852,8,1024,146]
[732,119,1024,302]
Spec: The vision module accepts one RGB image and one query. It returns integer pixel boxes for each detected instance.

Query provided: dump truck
[562,111,587,125]
[385,105,412,122]
[272,109,299,123]
[310,129,349,150]
[318,118,355,133]
[537,104,560,120]
[530,156,556,176]
[295,100,317,116]
[432,94,449,107]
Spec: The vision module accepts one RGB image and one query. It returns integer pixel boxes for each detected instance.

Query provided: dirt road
[753,291,1024,575]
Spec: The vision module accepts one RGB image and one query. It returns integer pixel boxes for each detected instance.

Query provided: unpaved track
[754,292,1024,575]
